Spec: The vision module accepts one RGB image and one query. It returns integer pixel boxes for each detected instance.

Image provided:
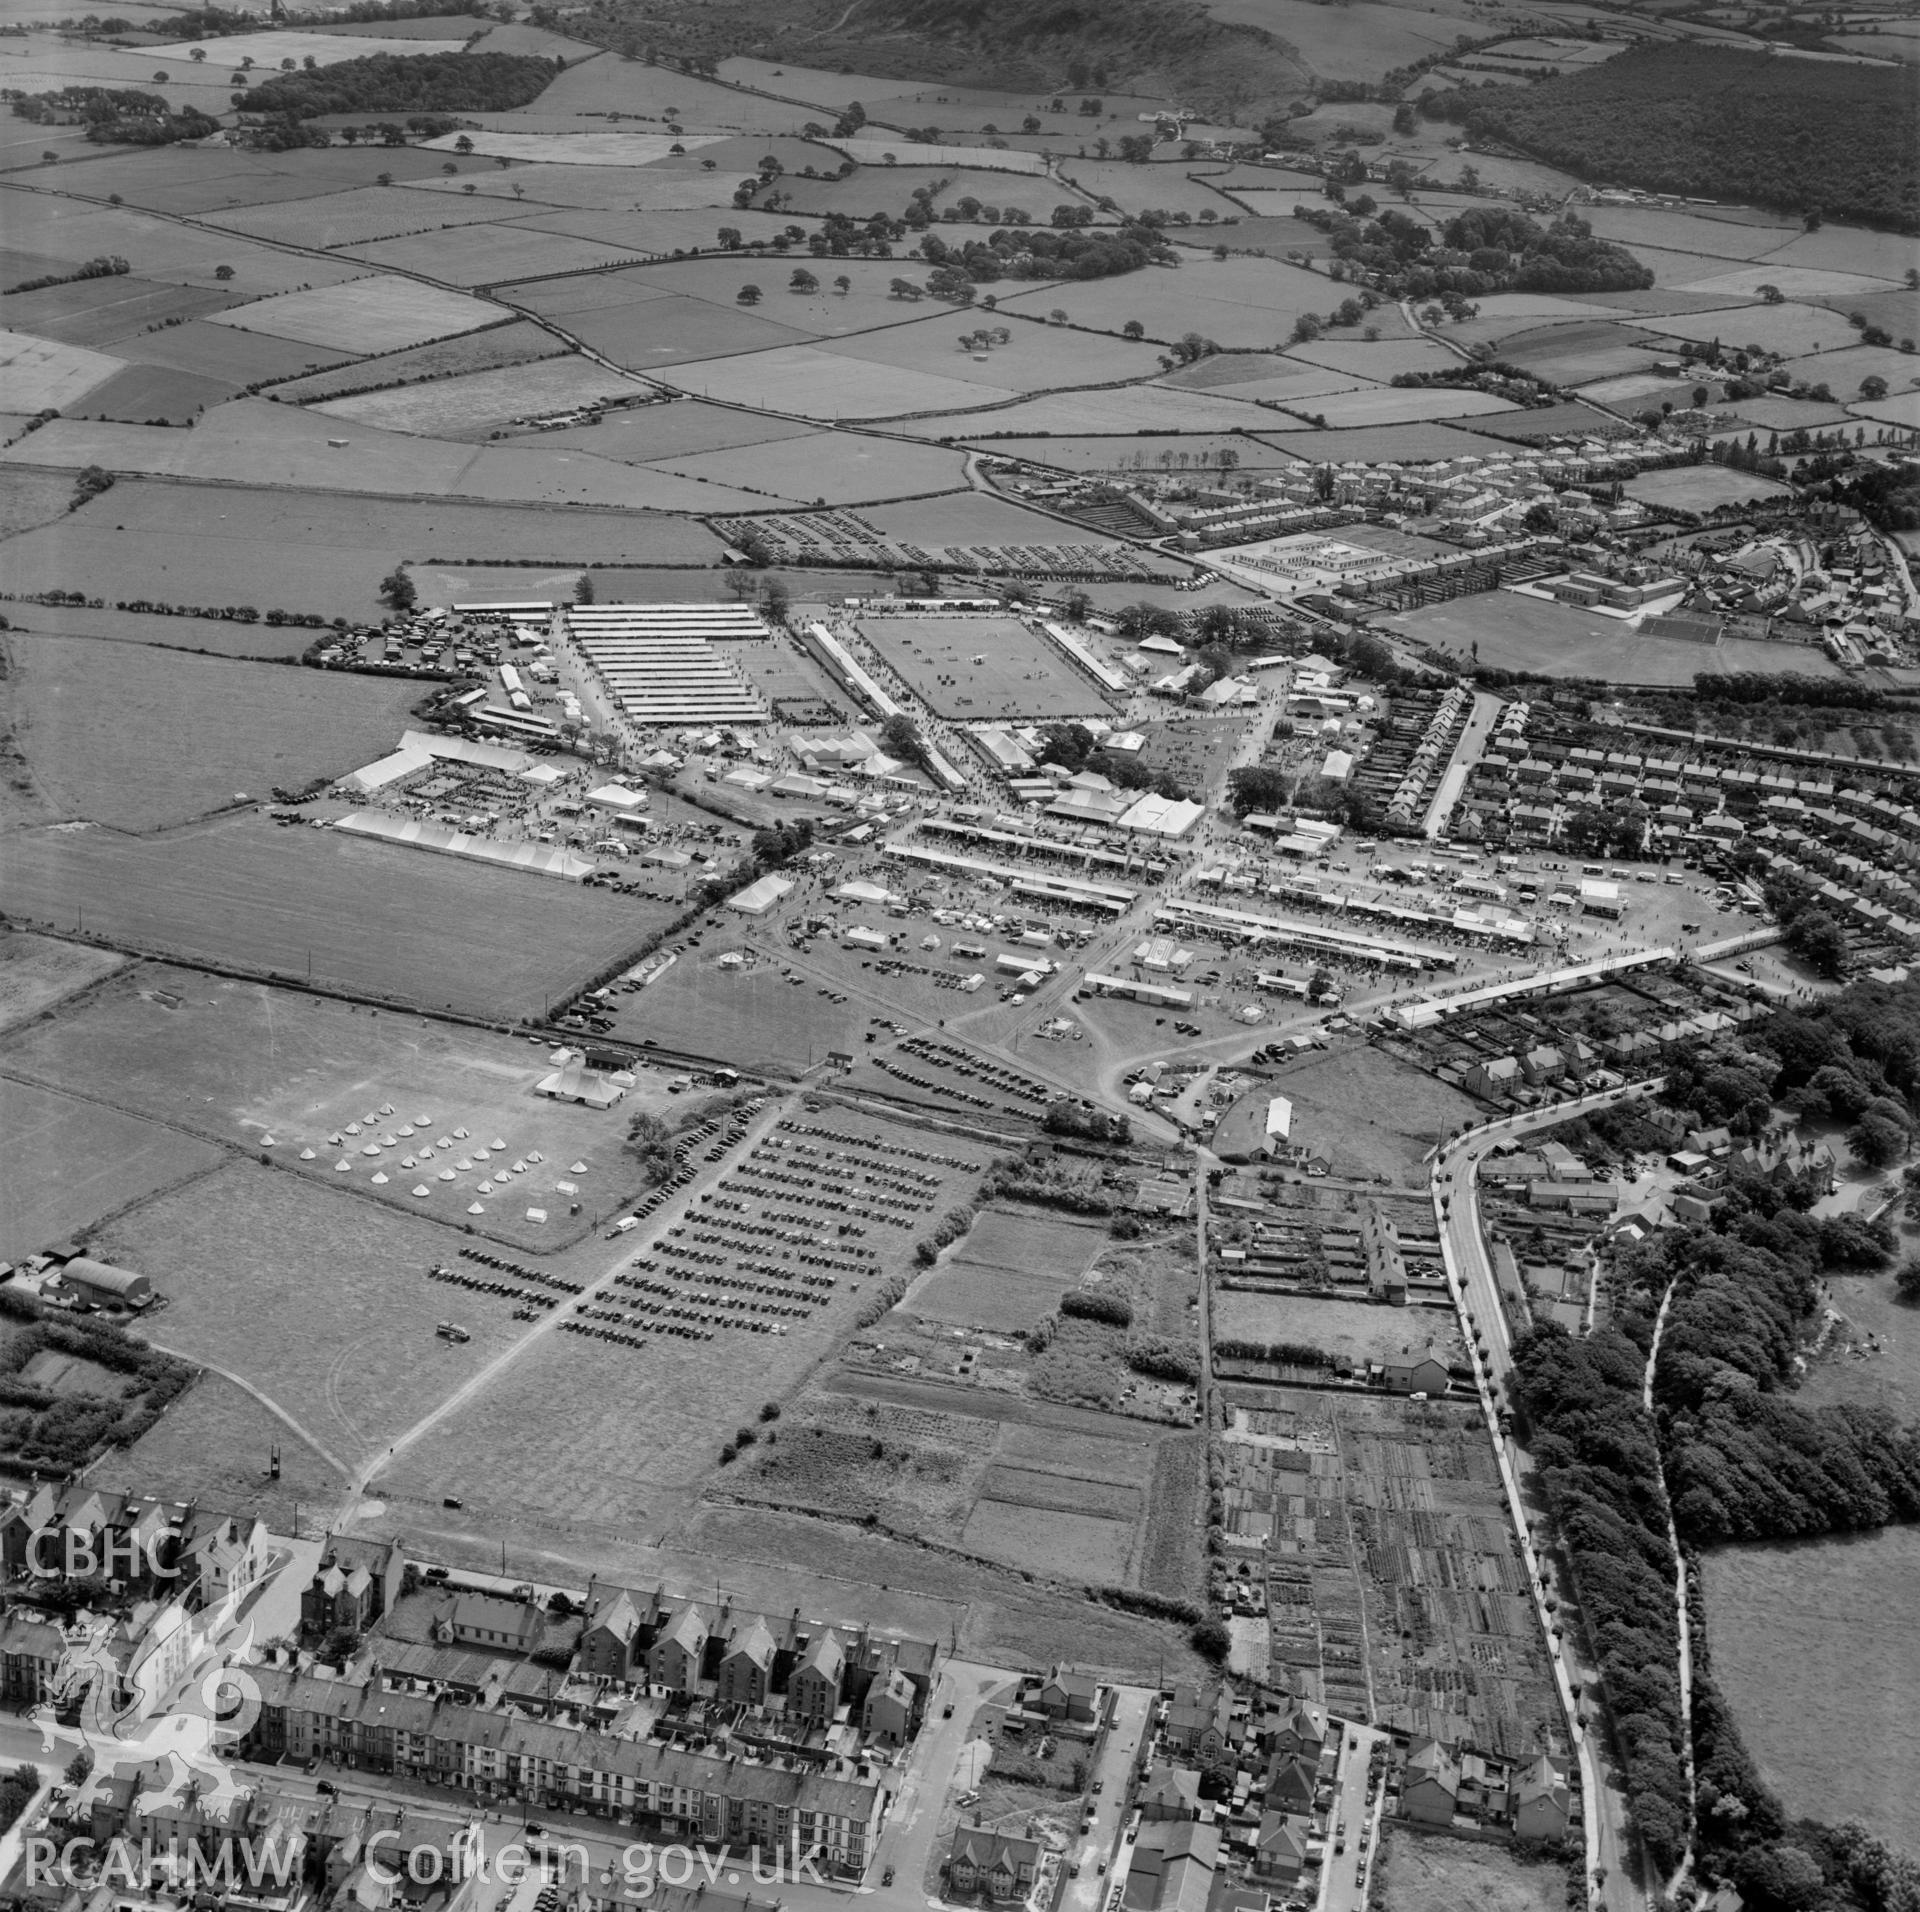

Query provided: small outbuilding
[61,1258,153,1310]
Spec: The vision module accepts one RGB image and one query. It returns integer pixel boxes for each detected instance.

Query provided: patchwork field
[0,813,669,1021]
[209,277,499,353]
[0,1075,226,1262]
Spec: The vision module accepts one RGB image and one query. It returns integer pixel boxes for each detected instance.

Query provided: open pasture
[147,27,457,63]
[1000,256,1332,349]
[0,1076,224,1263]
[1,602,322,659]
[963,434,1298,474]
[311,356,644,435]
[403,165,737,213]
[827,313,1165,393]
[527,399,817,461]
[1197,0,1459,77]
[72,364,239,425]
[447,56,807,132]
[1288,335,1462,379]
[608,256,1004,341]
[512,205,804,257]
[859,612,1097,720]
[270,321,566,404]
[649,431,968,505]
[206,185,517,252]
[1642,301,1862,357]
[423,129,730,166]
[1581,202,1795,261]
[896,384,1281,438]
[1717,395,1853,432]
[96,1161,535,1472]
[1291,385,1518,426]
[1777,342,1920,395]
[0,813,670,1020]
[4,636,422,830]
[1050,160,1240,222]
[0,928,124,1035]
[1489,318,1668,385]
[1852,390,1920,430]
[346,224,646,288]
[0,330,123,411]
[1680,261,1901,301]
[659,344,1018,420]
[1153,363,1360,406]
[1757,224,1918,285]
[0,468,84,540]
[512,290,817,374]
[209,276,499,353]
[445,442,767,512]
[5,963,657,1248]
[113,320,353,387]
[0,278,234,351]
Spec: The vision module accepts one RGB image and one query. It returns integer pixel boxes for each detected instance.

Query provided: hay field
[346,225,645,288]
[3,963,654,1248]
[663,343,1018,419]
[0,1076,224,1262]
[650,431,967,505]
[0,929,124,1035]
[311,357,644,435]
[269,321,566,403]
[210,277,498,353]
[0,330,123,411]
[4,636,421,830]
[97,1161,537,1470]
[0,814,669,1020]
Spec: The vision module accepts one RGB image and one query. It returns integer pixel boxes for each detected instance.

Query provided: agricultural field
[1198,0,1461,78]
[858,613,1101,719]
[0,602,323,661]
[1256,421,1520,464]
[0,331,124,412]
[0,1075,225,1262]
[661,343,1017,421]
[0,813,669,1021]
[647,432,968,506]
[1212,1290,1465,1373]
[269,321,568,404]
[1643,302,1862,357]
[2,278,237,352]
[829,315,1164,395]
[1156,352,1359,401]
[1492,319,1670,386]
[529,400,817,461]
[1373,1829,1568,1912]
[1000,257,1332,349]
[1292,386,1519,426]
[10,639,416,829]
[206,186,529,252]
[310,357,645,435]
[115,321,354,387]
[72,365,240,426]
[901,383,1283,438]
[510,287,817,373]
[345,224,647,288]
[0,929,124,1034]
[0,469,80,541]
[210,277,500,354]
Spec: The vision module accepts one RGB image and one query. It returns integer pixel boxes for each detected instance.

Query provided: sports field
[860,613,1104,718]
[0,814,670,1021]
[1624,465,1791,511]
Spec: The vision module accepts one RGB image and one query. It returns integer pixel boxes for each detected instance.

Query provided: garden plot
[824,314,1165,393]
[345,224,648,288]
[1642,302,1866,358]
[0,814,671,1022]
[270,321,567,404]
[661,344,1018,420]
[895,384,1281,438]
[208,276,499,353]
[0,278,235,352]
[1289,385,1518,426]
[0,1077,225,1264]
[3,636,422,830]
[0,330,122,411]
[206,185,519,251]
[999,257,1332,347]
[647,432,968,505]
[311,357,645,436]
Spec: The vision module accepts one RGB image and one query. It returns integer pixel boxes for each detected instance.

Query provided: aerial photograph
[0,0,1915,1905]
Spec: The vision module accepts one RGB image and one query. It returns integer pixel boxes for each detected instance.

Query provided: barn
[62,1257,153,1309]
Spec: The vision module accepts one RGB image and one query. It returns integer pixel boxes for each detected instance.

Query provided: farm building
[1211,1092,1295,1163]
[60,1257,153,1309]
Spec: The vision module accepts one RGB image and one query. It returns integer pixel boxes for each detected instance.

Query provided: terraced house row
[239,1665,890,1880]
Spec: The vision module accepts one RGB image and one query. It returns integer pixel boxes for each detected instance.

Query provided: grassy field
[1302,386,1518,426]
[513,289,819,374]
[899,385,1282,438]
[651,431,968,506]
[1198,0,1461,78]
[1624,465,1790,511]
[999,258,1330,350]
[270,321,567,403]
[0,963,667,1249]
[1700,1527,1920,1853]
[74,364,239,426]
[3,278,237,352]
[5,636,422,829]
[1277,1045,1479,1184]
[829,314,1164,395]
[0,331,124,412]
[1213,1289,1463,1371]
[605,947,867,1072]
[346,224,646,289]
[0,813,669,1020]
[211,277,499,353]
[204,184,518,251]
[660,343,1016,421]
[907,1208,1108,1328]
[1644,302,1861,357]
[0,1075,225,1261]
[115,321,353,387]
[1374,1829,1567,1912]
[859,612,1100,720]
[1258,420,1515,463]
[961,1499,1134,1579]
[98,1159,536,1470]
[0,929,124,1033]
[312,357,644,435]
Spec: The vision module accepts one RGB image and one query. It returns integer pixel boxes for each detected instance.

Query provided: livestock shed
[61,1257,153,1309]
